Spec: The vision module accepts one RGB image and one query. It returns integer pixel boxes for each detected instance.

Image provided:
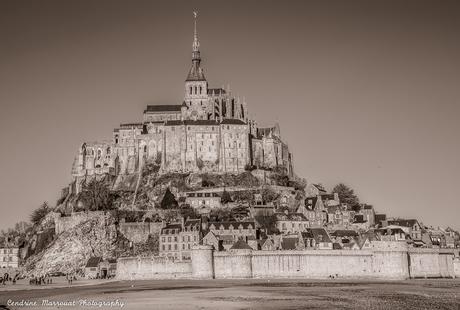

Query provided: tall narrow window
[190,87,192,95]
[195,86,197,94]
[199,86,202,94]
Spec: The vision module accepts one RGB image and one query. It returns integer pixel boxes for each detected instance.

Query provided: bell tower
[184,11,209,120]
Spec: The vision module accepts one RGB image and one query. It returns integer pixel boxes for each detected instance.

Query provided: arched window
[189,87,192,95]
[194,86,197,94]
[199,86,202,94]
[97,149,102,160]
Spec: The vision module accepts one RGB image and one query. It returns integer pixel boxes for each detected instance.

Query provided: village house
[0,246,19,269]
[326,205,355,227]
[275,212,309,234]
[159,218,201,260]
[297,196,327,227]
[375,226,407,241]
[159,223,182,259]
[386,219,422,241]
[329,229,359,245]
[85,257,103,279]
[185,190,222,213]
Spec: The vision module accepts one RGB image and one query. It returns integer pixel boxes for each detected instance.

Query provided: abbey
[72,16,293,184]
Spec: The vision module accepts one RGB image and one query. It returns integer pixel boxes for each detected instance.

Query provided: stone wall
[116,257,192,280]
[118,222,162,243]
[408,248,456,278]
[115,243,458,280]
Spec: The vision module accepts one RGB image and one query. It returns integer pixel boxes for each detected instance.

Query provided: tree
[78,178,115,211]
[332,183,359,207]
[255,214,279,235]
[220,190,232,204]
[160,188,178,209]
[261,187,279,204]
[30,202,50,226]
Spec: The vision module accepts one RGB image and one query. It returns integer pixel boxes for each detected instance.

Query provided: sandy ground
[1,278,460,310]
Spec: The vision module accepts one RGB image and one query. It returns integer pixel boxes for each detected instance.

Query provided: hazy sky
[1,0,459,231]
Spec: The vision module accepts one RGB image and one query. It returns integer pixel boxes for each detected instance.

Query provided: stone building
[71,15,293,192]
[0,246,19,268]
[159,219,201,260]
[275,212,309,234]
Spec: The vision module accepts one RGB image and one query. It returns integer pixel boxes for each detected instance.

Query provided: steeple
[186,11,206,81]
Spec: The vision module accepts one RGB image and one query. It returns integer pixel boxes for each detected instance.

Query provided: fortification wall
[115,243,456,280]
[454,258,460,278]
[408,249,456,278]
[116,257,192,280]
[118,222,162,243]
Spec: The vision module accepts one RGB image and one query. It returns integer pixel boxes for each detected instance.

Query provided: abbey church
[71,16,293,185]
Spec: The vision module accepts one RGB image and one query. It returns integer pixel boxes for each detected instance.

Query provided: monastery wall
[116,257,192,280]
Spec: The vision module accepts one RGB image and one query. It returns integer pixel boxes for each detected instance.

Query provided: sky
[0,0,459,231]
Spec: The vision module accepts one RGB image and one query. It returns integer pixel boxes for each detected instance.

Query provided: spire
[186,11,206,81]
[193,11,199,53]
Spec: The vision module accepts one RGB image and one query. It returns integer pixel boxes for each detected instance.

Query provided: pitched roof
[333,242,342,250]
[281,237,297,250]
[186,62,206,81]
[86,257,102,268]
[208,88,226,95]
[184,218,201,228]
[208,221,255,230]
[144,105,182,113]
[230,239,253,250]
[331,230,359,237]
[309,228,332,243]
[161,224,182,234]
[221,119,246,125]
[275,212,308,221]
[387,219,419,227]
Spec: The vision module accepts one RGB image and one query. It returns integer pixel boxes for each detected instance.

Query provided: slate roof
[144,105,182,113]
[164,120,220,127]
[230,239,253,250]
[281,237,298,250]
[86,257,102,268]
[161,224,182,234]
[309,228,332,243]
[333,242,342,250]
[353,214,366,223]
[387,219,419,228]
[184,219,201,228]
[275,213,308,221]
[331,230,359,237]
[305,197,318,210]
[208,221,255,230]
[186,62,206,81]
[208,88,226,95]
[221,119,246,125]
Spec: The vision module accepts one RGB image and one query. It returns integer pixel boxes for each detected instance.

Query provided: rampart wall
[116,257,192,280]
[116,243,459,281]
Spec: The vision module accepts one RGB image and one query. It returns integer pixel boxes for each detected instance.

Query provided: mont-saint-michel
[1,3,460,310]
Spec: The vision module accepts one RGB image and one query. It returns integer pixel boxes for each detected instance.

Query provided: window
[188,236,191,242]
[162,237,165,242]
[199,86,202,94]
[188,244,191,249]
[168,237,171,242]
[195,86,197,94]
[162,245,165,251]
[174,236,177,242]
[168,245,171,250]
[190,87,192,94]
[174,244,178,250]
[182,244,185,250]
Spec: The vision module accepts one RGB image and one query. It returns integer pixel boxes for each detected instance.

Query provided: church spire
[193,11,199,53]
[186,11,205,81]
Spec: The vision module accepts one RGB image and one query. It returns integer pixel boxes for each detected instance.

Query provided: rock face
[24,215,117,276]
